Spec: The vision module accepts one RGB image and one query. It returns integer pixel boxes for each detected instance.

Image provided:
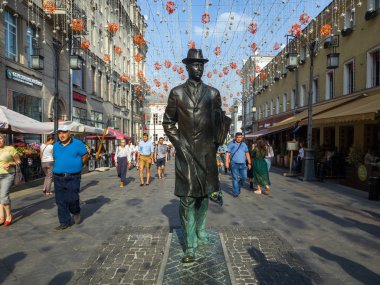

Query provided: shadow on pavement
[81,195,111,222]
[309,209,380,237]
[0,252,27,284]
[81,180,99,192]
[48,271,73,285]
[311,246,380,284]
[162,199,180,229]
[248,247,315,285]
[12,198,55,225]
[361,209,380,220]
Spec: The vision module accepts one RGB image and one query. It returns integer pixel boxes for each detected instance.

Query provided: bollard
[368,176,380,201]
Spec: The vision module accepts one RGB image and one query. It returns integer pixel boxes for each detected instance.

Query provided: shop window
[325,71,334,100]
[90,110,103,128]
[300,85,306,107]
[283,93,287,112]
[367,48,380,88]
[13,92,42,121]
[26,26,38,68]
[312,79,319,104]
[4,11,18,61]
[344,60,355,95]
[73,107,87,124]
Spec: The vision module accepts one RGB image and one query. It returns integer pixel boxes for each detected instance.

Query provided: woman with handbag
[40,135,55,195]
[0,134,21,227]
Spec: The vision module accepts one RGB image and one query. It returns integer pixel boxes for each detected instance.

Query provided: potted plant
[342,145,367,190]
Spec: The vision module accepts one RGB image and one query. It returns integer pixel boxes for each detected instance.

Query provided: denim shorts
[0,173,15,204]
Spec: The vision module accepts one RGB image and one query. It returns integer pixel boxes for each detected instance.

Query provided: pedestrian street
[0,160,379,285]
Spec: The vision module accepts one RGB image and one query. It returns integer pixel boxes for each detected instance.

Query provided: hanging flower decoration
[249,75,255,83]
[299,12,311,25]
[134,53,143,62]
[201,12,211,24]
[250,42,258,53]
[120,74,130,82]
[81,40,90,49]
[223,67,229,75]
[164,60,172,68]
[207,71,212,78]
[163,82,169,92]
[154,62,162,70]
[165,1,177,14]
[241,78,246,84]
[213,69,218,74]
[230,62,237,69]
[237,92,241,97]
[222,97,227,101]
[218,72,223,78]
[114,46,122,55]
[273,42,280,50]
[320,24,332,36]
[154,79,161,87]
[138,70,144,78]
[236,69,240,75]
[248,22,258,34]
[133,34,146,46]
[72,19,84,32]
[255,65,261,73]
[181,74,186,81]
[289,23,302,37]
[172,65,178,72]
[214,46,221,57]
[260,72,267,81]
[188,40,196,49]
[135,85,142,93]
[107,22,119,34]
[43,0,56,14]
[142,77,147,83]
[177,66,184,74]
[103,54,110,62]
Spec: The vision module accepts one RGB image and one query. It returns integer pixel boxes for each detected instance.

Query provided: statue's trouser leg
[179,197,197,254]
[195,196,209,243]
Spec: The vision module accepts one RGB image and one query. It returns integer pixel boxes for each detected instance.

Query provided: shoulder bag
[14,164,25,186]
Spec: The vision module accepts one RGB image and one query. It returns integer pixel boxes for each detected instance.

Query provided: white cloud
[194,12,253,38]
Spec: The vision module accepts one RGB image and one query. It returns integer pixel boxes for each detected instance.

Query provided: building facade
[145,102,167,144]
[0,0,147,142]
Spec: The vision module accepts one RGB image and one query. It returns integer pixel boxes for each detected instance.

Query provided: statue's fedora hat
[182,49,209,64]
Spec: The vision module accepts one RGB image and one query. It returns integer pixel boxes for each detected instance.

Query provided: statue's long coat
[163,80,225,197]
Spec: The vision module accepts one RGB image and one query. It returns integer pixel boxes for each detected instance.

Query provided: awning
[311,92,380,124]
[105,128,130,140]
[40,121,104,134]
[245,125,292,139]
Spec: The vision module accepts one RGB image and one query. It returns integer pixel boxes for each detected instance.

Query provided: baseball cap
[57,125,71,132]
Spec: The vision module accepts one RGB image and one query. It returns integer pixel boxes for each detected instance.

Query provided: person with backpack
[225,132,252,197]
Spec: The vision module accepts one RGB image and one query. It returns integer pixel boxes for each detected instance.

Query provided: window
[344,61,354,94]
[26,26,38,68]
[73,107,87,124]
[368,0,380,11]
[299,45,307,64]
[72,62,85,89]
[258,106,262,119]
[91,66,97,95]
[276,96,280,114]
[4,11,18,61]
[283,93,287,112]
[367,48,380,88]
[98,70,103,97]
[345,6,356,29]
[300,85,306,107]
[270,99,274,116]
[113,117,121,130]
[90,111,104,128]
[325,71,334,100]
[265,102,268,117]
[291,89,296,109]
[13,92,42,121]
[106,76,110,101]
[153,113,158,125]
[312,79,319,103]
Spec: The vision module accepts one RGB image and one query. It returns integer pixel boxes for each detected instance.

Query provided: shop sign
[357,164,367,182]
[6,69,43,87]
[73,92,87,103]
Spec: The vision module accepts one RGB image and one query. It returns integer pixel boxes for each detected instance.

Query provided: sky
[137,0,334,110]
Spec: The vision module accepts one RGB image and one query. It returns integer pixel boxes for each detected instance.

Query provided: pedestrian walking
[217,143,228,174]
[137,133,154,186]
[225,132,252,197]
[252,139,271,195]
[115,139,130,188]
[133,141,139,169]
[0,134,21,227]
[296,142,304,173]
[265,140,274,171]
[155,137,168,180]
[40,135,55,195]
[126,140,134,170]
[248,142,256,190]
[52,125,89,230]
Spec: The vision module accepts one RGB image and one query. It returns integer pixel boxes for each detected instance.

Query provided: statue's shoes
[182,255,195,263]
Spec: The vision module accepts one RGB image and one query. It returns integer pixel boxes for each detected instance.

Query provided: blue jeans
[0,173,15,204]
[265,158,272,171]
[54,174,81,226]
[230,163,247,196]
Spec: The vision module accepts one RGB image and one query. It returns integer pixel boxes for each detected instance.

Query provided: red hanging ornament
[241,78,246,84]
[248,22,258,34]
[218,72,223,78]
[320,24,332,36]
[172,65,178,72]
[299,12,311,25]
[165,1,177,14]
[214,46,221,56]
[223,67,229,75]
[201,12,211,24]
[72,18,84,32]
[188,40,196,49]
[134,53,143,62]
[289,23,302,37]
[236,69,240,75]
[177,66,184,74]
[138,70,144,78]
[255,65,261,73]
[260,72,267,81]
[249,75,255,83]
[164,60,172,68]
[114,46,122,55]
[120,74,130,82]
[135,85,142,93]
[213,69,218,74]
[154,62,162,70]
[163,82,169,92]
[81,40,90,49]
[273,42,280,51]
[107,22,119,33]
[250,42,258,53]
[207,71,212,78]
[181,74,186,81]
[230,62,237,69]
[133,34,146,46]
[237,92,241,97]
[103,54,110,62]
[43,0,56,14]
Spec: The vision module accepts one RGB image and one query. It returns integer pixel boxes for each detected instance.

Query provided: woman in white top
[115,139,131,188]
[40,135,55,195]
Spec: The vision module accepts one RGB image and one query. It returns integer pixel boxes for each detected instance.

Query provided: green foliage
[347,145,364,166]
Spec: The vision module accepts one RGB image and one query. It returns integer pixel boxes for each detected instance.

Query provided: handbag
[14,164,25,186]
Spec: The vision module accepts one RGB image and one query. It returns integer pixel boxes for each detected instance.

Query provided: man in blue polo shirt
[53,125,89,230]
[225,132,251,197]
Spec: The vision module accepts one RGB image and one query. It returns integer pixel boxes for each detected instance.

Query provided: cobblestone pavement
[217,226,323,285]
[163,229,232,285]
[74,226,169,285]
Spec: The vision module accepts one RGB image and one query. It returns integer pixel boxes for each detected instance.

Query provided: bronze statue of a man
[163,49,231,263]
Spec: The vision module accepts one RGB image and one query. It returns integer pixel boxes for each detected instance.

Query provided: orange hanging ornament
[230,62,237,69]
[103,54,110,62]
[248,22,258,34]
[114,46,122,55]
[134,53,143,62]
[260,72,267,81]
[188,40,196,49]
[289,23,302,37]
[214,46,221,56]
[120,74,130,82]
[107,22,119,33]
[201,12,211,24]
[43,0,56,14]
[164,60,172,68]
[81,40,90,49]
[72,18,84,32]
[320,24,332,36]
[133,34,146,46]
[165,1,177,14]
